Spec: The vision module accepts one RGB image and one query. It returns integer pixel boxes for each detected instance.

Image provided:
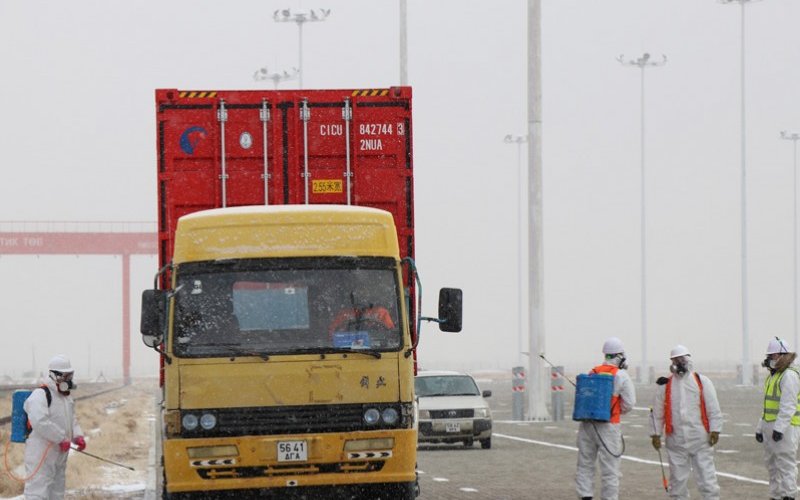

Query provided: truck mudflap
[162,428,417,495]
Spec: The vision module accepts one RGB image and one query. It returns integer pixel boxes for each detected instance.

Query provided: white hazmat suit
[653,367,723,499]
[756,359,800,500]
[23,376,83,499]
[575,348,636,500]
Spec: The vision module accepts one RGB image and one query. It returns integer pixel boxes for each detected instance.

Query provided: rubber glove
[650,435,661,450]
[708,431,719,446]
[755,432,764,443]
[773,430,783,442]
[73,436,86,451]
[59,440,71,452]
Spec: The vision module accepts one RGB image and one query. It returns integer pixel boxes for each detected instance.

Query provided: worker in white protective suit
[651,345,723,499]
[23,355,85,500]
[575,337,636,500]
[756,337,800,500]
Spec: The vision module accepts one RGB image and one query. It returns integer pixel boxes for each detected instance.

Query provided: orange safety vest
[590,364,621,423]
[664,372,709,435]
[328,306,395,335]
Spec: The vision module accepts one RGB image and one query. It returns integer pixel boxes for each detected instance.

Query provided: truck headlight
[418,409,430,419]
[364,408,381,425]
[200,413,217,430]
[381,407,399,425]
[182,413,199,431]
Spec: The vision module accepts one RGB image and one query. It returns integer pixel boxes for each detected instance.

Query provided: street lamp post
[781,130,800,353]
[505,134,529,367]
[253,67,299,89]
[617,53,667,383]
[720,0,762,384]
[273,8,331,89]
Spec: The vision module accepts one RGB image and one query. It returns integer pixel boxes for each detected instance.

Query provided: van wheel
[480,438,492,449]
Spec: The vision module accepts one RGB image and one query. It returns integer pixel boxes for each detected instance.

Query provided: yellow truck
[140,88,462,499]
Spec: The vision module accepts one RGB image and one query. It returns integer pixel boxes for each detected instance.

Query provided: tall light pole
[273,8,331,89]
[253,66,299,89]
[527,0,548,421]
[720,0,762,384]
[781,130,800,353]
[505,134,529,366]
[617,53,667,383]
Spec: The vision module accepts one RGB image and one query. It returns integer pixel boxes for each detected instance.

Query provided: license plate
[277,441,308,462]
[445,422,461,433]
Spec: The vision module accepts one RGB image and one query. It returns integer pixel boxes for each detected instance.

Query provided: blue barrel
[11,390,32,443]
[572,374,613,422]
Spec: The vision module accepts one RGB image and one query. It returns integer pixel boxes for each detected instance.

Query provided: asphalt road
[416,373,774,500]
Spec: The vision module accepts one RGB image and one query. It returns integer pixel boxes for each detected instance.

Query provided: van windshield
[415,375,480,397]
[170,257,403,357]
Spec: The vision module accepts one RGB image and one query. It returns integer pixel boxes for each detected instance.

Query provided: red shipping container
[155,87,416,335]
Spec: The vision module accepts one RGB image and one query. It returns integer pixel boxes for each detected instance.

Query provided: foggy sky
[1,0,799,379]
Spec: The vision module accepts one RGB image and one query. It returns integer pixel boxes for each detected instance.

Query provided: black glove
[773,430,784,442]
[755,432,764,443]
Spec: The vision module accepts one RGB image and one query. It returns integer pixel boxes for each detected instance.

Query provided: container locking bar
[260,99,271,205]
[217,99,229,207]
[301,99,311,204]
[343,98,353,205]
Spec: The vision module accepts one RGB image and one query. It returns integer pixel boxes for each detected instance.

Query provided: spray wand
[71,446,135,471]
[538,353,576,387]
[649,408,668,492]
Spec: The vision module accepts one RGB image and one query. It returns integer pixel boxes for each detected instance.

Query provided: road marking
[459,487,479,492]
[493,433,768,485]
[432,477,450,482]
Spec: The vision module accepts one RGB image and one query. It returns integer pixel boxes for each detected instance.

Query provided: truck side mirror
[140,289,166,347]
[437,288,463,333]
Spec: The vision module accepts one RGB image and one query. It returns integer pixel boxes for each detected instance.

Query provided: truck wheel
[463,438,474,447]
[480,437,492,449]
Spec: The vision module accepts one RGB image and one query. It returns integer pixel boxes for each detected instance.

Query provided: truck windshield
[170,257,403,358]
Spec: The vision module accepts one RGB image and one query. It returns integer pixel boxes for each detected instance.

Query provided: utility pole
[253,66,299,89]
[505,134,529,367]
[273,8,331,89]
[781,130,800,353]
[617,53,667,383]
[719,0,762,385]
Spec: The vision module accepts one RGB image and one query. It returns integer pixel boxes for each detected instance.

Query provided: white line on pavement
[493,433,768,486]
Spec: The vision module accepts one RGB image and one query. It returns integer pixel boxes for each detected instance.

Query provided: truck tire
[480,437,492,449]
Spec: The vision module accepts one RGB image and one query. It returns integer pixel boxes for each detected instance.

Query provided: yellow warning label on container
[351,89,389,97]
[312,179,343,194]
[178,91,218,99]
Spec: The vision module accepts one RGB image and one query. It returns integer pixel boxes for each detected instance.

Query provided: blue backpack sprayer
[539,354,625,458]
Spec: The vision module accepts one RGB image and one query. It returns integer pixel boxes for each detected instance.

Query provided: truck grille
[180,403,400,438]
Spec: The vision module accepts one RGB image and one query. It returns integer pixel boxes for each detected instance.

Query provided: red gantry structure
[0,222,157,384]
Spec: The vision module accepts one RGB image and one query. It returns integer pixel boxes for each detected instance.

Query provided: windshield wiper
[218,345,270,361]
[287,347,382,359]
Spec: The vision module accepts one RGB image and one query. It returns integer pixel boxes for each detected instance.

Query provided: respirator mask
[669,356,692,375]
[608,353,628,370]
[762,357,778,370]
[51,370,76,394]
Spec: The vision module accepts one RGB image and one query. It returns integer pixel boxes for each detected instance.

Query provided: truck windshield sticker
[179,126,207,155]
